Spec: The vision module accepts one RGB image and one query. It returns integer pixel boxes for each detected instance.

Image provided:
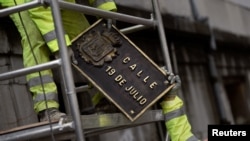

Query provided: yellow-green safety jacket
[0,0,117,113]
[160,96,199,141]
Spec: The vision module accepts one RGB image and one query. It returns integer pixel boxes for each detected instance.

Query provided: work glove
[161,67,181,97]
[54,46,78,65]
[166,72,181,97]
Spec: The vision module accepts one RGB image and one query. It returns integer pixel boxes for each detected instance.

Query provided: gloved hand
[166,72,181,97]
[161,67,181,99]
[54,46,78,65]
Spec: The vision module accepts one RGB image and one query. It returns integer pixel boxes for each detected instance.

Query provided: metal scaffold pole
[0,0,174,140]
[152,0,173,73]
[151,1,173,141]
[47,0,85,140]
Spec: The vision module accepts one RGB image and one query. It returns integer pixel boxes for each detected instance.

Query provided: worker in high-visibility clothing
[160,71,199,141]
[0,0,117,122]
[1,1,200,140]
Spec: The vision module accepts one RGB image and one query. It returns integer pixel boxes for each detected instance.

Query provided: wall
[0,17,38,132]
[116,0,250,37]
[1,0,250,140]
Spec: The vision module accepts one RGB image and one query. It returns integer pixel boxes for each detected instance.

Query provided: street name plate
[71,19,174,121]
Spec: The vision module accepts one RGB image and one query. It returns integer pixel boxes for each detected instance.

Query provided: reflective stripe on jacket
[160,96,199,141]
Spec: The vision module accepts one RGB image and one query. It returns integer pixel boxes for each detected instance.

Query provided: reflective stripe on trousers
[28,75,54,88]
[33,92,58,104]
[28,75,58,103]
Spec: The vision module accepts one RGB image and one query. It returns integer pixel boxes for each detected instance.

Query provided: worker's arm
[161,96,199,141]
[160,70,199,141]
[27,0,71,53]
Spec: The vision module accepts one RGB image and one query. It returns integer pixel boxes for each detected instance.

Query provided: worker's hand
[54,47,78,65]
[161,67,181,100]
[166,72,181,97]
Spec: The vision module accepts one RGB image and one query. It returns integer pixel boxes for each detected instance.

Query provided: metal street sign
[71,19,174,121]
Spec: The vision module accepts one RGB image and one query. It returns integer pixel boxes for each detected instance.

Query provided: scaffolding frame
[0,0,172,140]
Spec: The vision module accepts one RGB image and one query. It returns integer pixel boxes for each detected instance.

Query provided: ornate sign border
[71,19,174,121]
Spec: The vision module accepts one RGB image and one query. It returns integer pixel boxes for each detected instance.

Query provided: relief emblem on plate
[76,30,122,66]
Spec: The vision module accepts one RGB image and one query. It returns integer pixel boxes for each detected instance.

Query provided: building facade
[0,0,250,140]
